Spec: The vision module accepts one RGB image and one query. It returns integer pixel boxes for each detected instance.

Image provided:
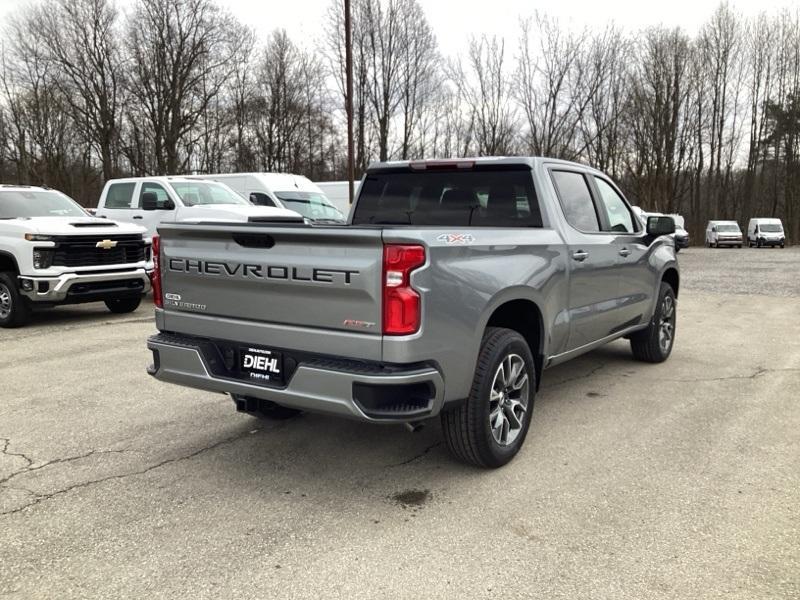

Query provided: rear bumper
[146,332,445,423]
[18,268,150,303]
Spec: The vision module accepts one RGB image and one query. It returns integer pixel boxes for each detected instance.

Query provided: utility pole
[344,0,355,204]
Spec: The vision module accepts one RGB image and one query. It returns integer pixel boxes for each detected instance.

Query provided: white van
[705,220,743,248]
[190,173,345,223]
[95,176,301,238]
[314,181,359,216]
[747,218,785,248]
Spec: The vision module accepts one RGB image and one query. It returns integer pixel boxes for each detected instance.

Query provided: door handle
[571,250,589,262]
[133,215,143,220]
[618,247,631,257]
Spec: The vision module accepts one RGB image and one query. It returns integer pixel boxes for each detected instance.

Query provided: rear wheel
[0,272,31,328]
[441,327,535,468]
[630,282,676,363]
[104,296,142,314]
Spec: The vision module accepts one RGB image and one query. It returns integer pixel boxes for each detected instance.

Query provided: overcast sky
[1,0,797,55]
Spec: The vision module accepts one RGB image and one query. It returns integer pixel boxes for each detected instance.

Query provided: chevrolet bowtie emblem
[96,239,118,250]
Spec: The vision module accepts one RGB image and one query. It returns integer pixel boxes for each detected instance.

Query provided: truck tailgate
[158,223,383,359]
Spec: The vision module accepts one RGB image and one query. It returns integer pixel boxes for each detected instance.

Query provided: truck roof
[0,184,52,192]
[104,176,206,185]
[366,156,601,173]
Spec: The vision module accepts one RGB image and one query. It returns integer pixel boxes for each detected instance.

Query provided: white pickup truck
[0,185,151,327]
[94,176,301,237]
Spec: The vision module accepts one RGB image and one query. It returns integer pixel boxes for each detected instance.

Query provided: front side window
[105,183,136,209]
[169,181,249,207]
[275,191,345,222]
[137,182,172,209]
[550,170,599,232]
[0,190,87,218]
[594,177,635,233]
[249,192,276,207]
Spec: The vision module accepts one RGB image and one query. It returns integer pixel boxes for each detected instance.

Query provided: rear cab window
[352,167,542,227]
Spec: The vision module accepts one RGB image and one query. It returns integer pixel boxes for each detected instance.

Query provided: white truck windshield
[0,190,88,219]
[169,182,249,207]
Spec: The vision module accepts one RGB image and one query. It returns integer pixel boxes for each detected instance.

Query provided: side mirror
[141,192,158,211]
[142,192,175,211]
[647,215,675,236]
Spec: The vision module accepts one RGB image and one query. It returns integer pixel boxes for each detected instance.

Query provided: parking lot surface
[1,248,799,599]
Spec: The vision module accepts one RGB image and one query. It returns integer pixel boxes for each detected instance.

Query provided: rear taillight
[151,235,163,308]
[382,244,425,335]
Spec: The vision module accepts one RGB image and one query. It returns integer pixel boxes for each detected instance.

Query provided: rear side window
[352,169,542,227]
[104,183,135,209]
[550,170,600,232]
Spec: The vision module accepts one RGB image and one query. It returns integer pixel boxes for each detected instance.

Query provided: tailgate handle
[233,233,275,249]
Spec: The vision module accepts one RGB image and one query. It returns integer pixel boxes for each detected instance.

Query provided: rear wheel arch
[484,298,544,387]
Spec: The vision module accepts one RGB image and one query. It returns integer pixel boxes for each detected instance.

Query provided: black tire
[231,394,302,420]
[104,296,142,314]
[630,282,677,363]
[0,271,31,328]
[441,327,536,468]
[757,239,762,248]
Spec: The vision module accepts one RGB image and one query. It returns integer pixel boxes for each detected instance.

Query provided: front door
[133,181,177,237]
[590,175,653,331]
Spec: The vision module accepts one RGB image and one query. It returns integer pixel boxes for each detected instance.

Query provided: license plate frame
[238,345,284,385]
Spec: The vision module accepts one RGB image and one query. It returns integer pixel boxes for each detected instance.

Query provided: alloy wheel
[0,283,11,320]
[658,295,676,353]
[488,353,530,446]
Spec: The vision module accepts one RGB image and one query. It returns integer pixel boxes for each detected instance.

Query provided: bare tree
[453,35,517,156]
[32,0,124,182]
[124,0,246,174]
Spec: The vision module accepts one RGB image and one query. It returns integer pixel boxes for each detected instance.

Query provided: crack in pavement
[545,362,607,389]
[652,366,800,384]
[0,316,153,342]
[0,427,264,518]
[0,448,132,486]
[389,442,444,467]
[0,438,34,472]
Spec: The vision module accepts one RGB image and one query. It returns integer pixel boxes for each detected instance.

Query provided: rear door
[158,223,385,359]
[97,181,137,224]
[548,168,623,350]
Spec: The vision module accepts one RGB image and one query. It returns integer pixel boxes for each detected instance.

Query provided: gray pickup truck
[147,158,679,468]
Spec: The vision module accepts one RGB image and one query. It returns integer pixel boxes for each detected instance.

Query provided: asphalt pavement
[1,247,798,599]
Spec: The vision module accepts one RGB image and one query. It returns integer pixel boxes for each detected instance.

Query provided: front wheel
[0,272,31,328]
[441,327,535,468]
[104,296,142,314]
[630,282,676,363]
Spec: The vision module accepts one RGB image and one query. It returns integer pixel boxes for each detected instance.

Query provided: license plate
[239,346,284,385]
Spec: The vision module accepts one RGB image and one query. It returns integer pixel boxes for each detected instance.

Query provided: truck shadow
[183,342,643,496]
